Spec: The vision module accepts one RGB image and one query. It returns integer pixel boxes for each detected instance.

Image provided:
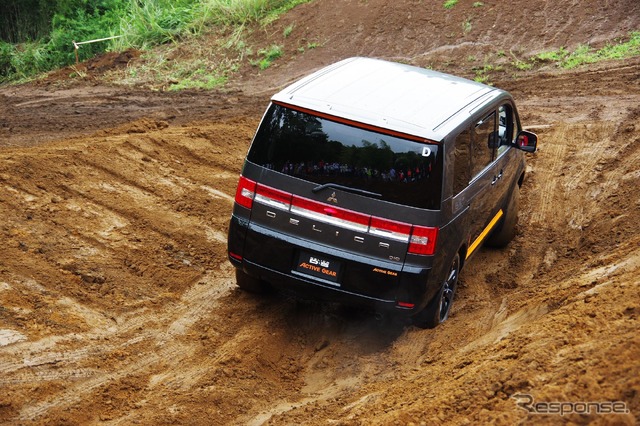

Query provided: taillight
[234,176,256,209]
[291,196,370,231]
[408,225,439,255]
[235,179,438,256]
[255,184,292,210]
[369,217,411,242]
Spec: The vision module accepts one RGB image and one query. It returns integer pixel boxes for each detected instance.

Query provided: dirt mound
[85,49,140,73]
[35,49,141,86]
[0,0,639,424]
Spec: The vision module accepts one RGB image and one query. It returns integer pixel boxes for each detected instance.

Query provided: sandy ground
[0,1,639,424]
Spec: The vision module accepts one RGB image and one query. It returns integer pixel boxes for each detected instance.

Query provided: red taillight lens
[291,196,370,230]
[234,176,256,209]
[369,217,411,242]
[408,226,439,255]
[234,178,438,256]
[255,184,292,210]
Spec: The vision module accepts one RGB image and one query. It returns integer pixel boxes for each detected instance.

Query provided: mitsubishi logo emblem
[327,192,338,204]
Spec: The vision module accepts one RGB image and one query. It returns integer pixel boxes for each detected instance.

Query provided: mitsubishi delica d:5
[227,57,537,328]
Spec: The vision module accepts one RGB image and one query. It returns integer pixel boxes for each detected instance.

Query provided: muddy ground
[0,0,639,425]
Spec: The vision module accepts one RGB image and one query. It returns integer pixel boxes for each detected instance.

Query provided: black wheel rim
[439,255,459,322]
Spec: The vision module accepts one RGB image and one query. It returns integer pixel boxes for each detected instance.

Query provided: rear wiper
[312,183,382,198]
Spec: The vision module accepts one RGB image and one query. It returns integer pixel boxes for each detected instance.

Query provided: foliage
[527,32,640,70]
[114,0,197,50]
[1,0,61,43]
[0,42,17,77]
[1,0,124,81]
[252,44,283,69]
[443,0,458,10]
[473,63,501,84]
[559,32,640,68]
[1,0,309,83]
[462,18,472,34]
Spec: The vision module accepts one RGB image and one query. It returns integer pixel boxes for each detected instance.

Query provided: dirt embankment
[0,1,639,425]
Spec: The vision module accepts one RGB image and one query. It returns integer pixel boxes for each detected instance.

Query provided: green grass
[531,32,640,69]
[462,18,472,34]
[110,1,311,89]
[1,0,311,85]
[597,31,640,58]
[114,0,195,50]
[473,63,502,84]
[252,44,283,69]
[106,44,237,91]
[109,0,311,88]
[168,73,228,90]
[297,40,320,54]
[459,30,640,84]
[535,47,568,62]
[512,59,533,71]
[443,0,458,10]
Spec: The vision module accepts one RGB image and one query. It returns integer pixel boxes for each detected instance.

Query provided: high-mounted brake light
[408,226,439,255]
[234,176,256,209]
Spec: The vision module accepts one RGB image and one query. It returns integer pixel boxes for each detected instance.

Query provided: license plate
[295,252,341,284]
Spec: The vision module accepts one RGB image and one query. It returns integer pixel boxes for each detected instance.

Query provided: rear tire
[235,268,268,293]
[412,253,460,329]
[486,185,520,248]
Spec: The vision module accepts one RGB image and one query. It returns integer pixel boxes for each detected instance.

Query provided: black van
[227,57,537,328]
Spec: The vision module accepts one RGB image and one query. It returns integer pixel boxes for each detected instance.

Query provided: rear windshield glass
[247,104,443,210]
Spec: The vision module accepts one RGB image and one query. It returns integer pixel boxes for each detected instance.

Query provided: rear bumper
[228,215,440,314]
[238,257,401,310]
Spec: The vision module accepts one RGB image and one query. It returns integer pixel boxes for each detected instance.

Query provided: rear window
[247,104,443,210]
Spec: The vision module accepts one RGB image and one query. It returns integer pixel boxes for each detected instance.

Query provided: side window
[497,104,515,156]
[471,111,496,177]
[452,128,471,195]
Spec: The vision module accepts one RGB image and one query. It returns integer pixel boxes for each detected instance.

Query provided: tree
[0,0,56,42]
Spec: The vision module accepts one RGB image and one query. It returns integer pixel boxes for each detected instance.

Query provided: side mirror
[514,130,537,153]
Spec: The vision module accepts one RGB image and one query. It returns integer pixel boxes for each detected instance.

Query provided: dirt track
[1,1,639,425]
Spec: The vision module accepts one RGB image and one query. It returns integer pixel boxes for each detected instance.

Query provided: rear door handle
[491,170,503,185]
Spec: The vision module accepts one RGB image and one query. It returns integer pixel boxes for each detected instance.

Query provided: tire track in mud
[244,62,640,423]
[0,118,255,422]
[2,44,640,425]
[529,126,565,225]
[0,123,240,306]
[11,268,235,422]
[71,133,237,243]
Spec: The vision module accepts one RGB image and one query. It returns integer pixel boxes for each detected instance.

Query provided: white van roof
[272,57,505,141]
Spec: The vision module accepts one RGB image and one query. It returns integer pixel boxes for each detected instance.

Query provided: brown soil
[0,1,639,425]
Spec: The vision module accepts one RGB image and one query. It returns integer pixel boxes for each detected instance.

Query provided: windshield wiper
[312,183,382,198]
